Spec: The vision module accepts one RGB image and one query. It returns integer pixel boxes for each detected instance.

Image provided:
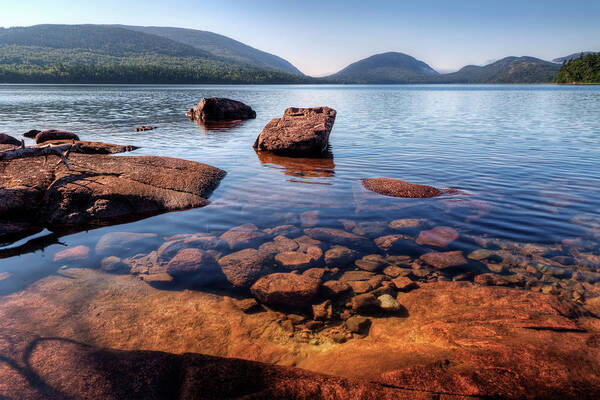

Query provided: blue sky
[1,0,599,75]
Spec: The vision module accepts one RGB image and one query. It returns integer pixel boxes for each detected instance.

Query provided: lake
[1,84,600,396]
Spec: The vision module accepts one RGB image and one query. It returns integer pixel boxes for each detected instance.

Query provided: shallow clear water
[1,84,599,295]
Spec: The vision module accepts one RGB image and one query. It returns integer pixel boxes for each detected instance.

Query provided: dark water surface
[1,84,599,296]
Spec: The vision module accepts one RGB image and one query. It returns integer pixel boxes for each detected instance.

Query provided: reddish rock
[53,245,90,262]
[339,270,376,282]
[258,236,299,254]
[351,293,380,314]
[186,97,256,122]
[166,248,220,280]
[158,234,224,260]
[346,316,371,333]
[218,248,274,288]
[388,218,426,229]
[416,226,459,247]
[355,254,387,272]
[383,265,409,278]
[253,107,337,155]
[0,133,21,146]
[35,129,80,144]
[324,245,359,266]
[474,273,511,286]
[294,235,322,252]
[0,335,413,400]
[220,223,268,250]
[303,268,328,281]
[275,251,313,269]
[392,276,419,292]
[313,300,333,321]
[420,251,467,269]
[304,227,367,247]
[349,280,374,293]
[233,298,260,313]
[321,280,352,297]
[374,234,418,253]
[362,178,442,198]
[263,224,301,237]
[0,153,225,230]
[250,273,320,307]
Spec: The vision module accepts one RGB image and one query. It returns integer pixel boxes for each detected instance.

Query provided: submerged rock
[253,107,337,155]
[362,178,442,198]
[95,232,158,256]
[416,226,459,248]
[186,97,256,122]
[220,223,268,250]
[351,293,380,314]
[35,129,80,144]
[100,256,129,274]
[324,245,359,266]
[321,280,352,297]
[275,251,313,269]
[53,245,90,262]
[313,300,333,321]
[166,248,220,281]
[355,254,387,272]
[345,316,371,333]
[250,273,320,307]
[388,218,426,229]
[304,227,367,247]
[420,251,467,269]
[218,248,274,288]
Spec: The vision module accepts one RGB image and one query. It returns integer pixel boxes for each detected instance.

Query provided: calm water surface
[1,84,599,295]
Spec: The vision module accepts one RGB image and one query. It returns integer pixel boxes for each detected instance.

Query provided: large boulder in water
[186,97,256,122]
[253,107,337,155]
[362,178,442,198]
[0,152,226,230]
[0,133,21,146]
[35,129,80,144]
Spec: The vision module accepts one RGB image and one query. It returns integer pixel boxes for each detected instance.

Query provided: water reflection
[192,119,247,132]
[256,149,335,181]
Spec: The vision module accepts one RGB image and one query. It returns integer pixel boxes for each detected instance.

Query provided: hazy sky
[1,0,599,75]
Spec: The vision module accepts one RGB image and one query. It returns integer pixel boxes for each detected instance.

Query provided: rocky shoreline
[1,132,226,243]
[1,100,600,399]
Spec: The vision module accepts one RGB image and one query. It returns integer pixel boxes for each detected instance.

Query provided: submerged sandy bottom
[1,267,599,398]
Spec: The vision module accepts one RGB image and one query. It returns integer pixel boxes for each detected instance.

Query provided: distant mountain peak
[326,52,438,83]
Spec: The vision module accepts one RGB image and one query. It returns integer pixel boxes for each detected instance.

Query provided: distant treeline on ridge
[0,24,597,84]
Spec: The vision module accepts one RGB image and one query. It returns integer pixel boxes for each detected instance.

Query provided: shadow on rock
[0,333,414,400]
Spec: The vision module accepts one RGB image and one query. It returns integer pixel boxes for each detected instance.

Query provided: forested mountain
[0,25,577,84]
[435,57,560,83]
[555,53,600,83]
[326,52,439,83]
[553,52,597,63]
[0,24,307,84]
[117,25,303,75]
